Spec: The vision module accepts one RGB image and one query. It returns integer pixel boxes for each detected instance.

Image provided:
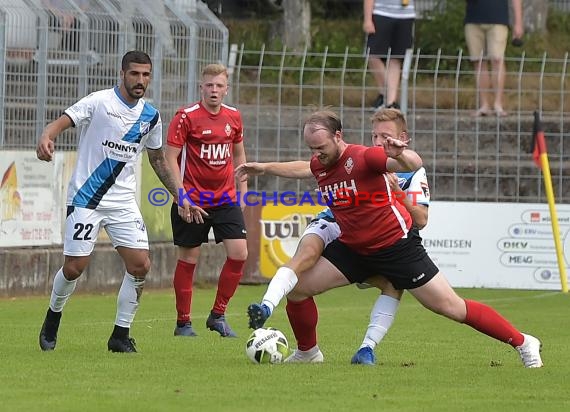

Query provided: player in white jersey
[36,51,191,353]
[240,109,430,364]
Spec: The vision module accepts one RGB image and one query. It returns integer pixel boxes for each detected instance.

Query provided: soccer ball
[245,327,289,364]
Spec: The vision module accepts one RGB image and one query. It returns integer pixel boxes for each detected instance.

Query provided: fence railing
[0,0,227,149]
[228,46,569,204]
[1,2,568,204]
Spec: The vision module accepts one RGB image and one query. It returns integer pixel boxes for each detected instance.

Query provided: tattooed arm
[146,147,181,199]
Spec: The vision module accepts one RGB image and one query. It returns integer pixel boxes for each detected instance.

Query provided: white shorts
[301,218,340,248]
[64,204,149,256]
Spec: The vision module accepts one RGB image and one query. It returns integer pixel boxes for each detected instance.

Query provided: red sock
[212,258,245,314]
[286,297,318,351]
[464,299,524,347]
[173,260,196,323]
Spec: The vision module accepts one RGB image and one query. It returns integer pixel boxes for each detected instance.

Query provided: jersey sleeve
[166,109,188,148]
[145,112,163,149]
[406,167,430,205]
[363,146,388,173]
[64,92,97,127]
[233,111,244,144]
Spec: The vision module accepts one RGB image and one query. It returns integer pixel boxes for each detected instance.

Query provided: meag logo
[259,204,324,278]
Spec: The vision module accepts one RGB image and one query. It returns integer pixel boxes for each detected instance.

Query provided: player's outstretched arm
[235,160,312,181]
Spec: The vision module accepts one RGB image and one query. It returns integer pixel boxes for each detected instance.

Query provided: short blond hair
[202,63,228,78]
[370,108,408,134]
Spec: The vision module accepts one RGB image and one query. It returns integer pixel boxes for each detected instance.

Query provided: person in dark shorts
[257,109,543,368]
[363,0,416,109]
[165,63,248,338]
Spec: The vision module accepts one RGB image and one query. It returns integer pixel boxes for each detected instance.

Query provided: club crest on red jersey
[225,123,231,137]
[344,157,354,174]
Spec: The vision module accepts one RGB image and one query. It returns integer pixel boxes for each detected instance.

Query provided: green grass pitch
[1,286,568,411]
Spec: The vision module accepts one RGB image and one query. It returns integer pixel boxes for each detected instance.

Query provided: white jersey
[396,167,430,206]
[373,0,416,19]
[64,86,162,209]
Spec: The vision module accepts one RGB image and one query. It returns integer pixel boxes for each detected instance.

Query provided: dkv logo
[259,205,323,278]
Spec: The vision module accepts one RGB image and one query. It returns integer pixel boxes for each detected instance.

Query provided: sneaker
[107,336,137,353]
[386,102,400,110]
[351,346,376,365]
[516,333,543,368]
[284,347,324,363]
[247,303,271,329]
[174,322,197,337]
[371,93,384,110]
[39,309,61,351]
[206,312,237,337]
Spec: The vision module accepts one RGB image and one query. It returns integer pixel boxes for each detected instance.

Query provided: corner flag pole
[532,111,568,293]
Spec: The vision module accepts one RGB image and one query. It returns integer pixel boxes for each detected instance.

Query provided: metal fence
[228,46,569,204]
[1,1,569,204]
[0,0,227,149]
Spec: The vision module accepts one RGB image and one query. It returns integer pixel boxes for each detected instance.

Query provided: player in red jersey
[264,110,542,367]
[165,63,248,337]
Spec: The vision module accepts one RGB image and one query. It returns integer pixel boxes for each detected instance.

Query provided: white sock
[261,267,298,313]
[49,268,77,312]
[361,294,400,350]
[115,272,145,328]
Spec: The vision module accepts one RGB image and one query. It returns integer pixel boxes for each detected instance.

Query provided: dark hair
[121,51,152,71]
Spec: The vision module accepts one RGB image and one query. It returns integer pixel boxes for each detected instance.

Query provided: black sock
[46,308,62,323]
[210,311,222,319]
[112,325,129,339]
[177,321,191,328]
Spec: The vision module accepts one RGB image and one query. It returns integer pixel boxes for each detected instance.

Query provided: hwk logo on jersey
[344,157,354,174]
[225,123,232,137]
[200,143,231,165]
[139,121,150,136]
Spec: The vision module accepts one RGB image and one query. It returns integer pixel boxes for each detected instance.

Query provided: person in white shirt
[36,50,190,353]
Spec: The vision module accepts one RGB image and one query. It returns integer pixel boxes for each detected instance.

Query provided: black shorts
[322,228,438,290]
[170,204,246,247]
[367,15,414,59]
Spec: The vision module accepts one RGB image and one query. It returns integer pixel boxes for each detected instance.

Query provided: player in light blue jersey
[36,51,192,353]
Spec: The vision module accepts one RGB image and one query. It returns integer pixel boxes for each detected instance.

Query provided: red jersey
[167,102,243,206]
[311,144,412,253]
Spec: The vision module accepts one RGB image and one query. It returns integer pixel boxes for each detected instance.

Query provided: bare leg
[368,56,386,99]
[385,58,402,105]
[473,60,492,115]
[490,57,507,115]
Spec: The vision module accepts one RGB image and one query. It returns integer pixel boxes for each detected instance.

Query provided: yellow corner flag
[531,111,568,293]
